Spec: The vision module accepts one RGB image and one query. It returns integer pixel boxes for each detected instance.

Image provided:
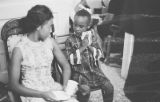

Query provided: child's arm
[65,37,87,65]
[88,28,104,60]
[88,42,103,61]
[92,26,103,50]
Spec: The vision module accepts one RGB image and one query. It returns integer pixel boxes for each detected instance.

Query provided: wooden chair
[0,82,11,102]
[1,18,23,102]
[103,15,160,66]
[103,24,124,65]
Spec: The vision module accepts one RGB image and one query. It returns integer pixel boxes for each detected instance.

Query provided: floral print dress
[15,36,62,102]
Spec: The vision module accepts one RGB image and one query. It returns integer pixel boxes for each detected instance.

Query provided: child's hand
[80,34,90,53]
[78,84,90,95]
[82,35,89,47]
[88,46,94,53]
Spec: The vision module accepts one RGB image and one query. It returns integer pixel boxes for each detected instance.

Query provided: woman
[9,5,71,102]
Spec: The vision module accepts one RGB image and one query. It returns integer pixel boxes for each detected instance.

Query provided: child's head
[73,9,91,35]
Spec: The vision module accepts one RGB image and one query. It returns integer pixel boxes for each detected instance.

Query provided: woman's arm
[9,48,55,101]
[52,39,71,88]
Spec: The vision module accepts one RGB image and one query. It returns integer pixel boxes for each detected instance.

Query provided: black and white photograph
[0,0,160,102]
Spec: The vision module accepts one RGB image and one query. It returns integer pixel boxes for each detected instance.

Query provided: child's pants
[76,78,114,102]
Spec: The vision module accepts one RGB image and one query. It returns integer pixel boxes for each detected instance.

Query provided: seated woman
[8,5,72,102]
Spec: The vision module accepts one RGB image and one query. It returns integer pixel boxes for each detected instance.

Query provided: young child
[65,9,114,102]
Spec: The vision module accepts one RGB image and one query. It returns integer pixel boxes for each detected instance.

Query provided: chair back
[1,18,23,61]
[1,18,23,102]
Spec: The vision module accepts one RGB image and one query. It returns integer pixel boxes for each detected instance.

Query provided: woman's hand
[42,91,57,102]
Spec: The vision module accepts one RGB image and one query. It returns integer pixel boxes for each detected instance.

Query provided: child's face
[73,15,90,36]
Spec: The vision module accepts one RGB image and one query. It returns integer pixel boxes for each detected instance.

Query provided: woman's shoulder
[7,34,24,47]
[7,35,25,57]
[15,35,28,47]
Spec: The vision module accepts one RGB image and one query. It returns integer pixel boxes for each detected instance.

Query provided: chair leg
[8,91,16,102]
[104,35,112,65]
[8,91,21,102]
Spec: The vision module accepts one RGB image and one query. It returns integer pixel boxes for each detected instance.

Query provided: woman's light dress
[15,36,62,102]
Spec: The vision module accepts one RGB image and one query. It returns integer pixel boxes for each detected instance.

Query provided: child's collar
[73,32,82,38]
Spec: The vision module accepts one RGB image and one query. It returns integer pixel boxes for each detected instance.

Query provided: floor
[89,62,131,102]
[0,61,131,102]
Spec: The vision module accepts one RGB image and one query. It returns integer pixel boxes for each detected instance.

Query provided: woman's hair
[19,5,53,33]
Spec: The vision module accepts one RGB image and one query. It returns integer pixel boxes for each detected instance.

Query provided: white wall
[86,0,110,9]
[0,0,72,37]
